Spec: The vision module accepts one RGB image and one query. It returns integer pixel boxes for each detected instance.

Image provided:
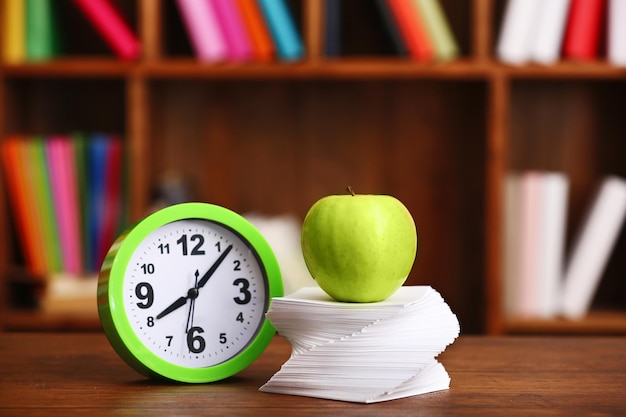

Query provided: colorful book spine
[257,0,304,61]
[30,138,63,273]
[0,138,43,274]
[25,0,60,61]
[175,0,227,62]
[323,0,341,57]
[1,134,128,276]
[46,137,83,275]
[236,0,275,61]
[2,0,25,63]
[73,133,92,273]
[563,0,606,61]
[87,135,108,272]
[386,0,433,61]
[72,0,141,60]
[412,0,458,61]
[211,0,253,62]
[97,137,124,270]
[373,0,407,56]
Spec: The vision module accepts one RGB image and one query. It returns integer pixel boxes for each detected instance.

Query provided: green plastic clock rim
[97,202,283,383]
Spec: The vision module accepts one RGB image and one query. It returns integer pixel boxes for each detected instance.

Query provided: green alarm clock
[97,202,283,383]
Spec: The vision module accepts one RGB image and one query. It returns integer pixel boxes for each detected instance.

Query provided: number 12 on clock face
[98,203,283,383]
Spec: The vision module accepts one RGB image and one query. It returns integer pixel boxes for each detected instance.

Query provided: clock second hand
[156,244,234,320]
[185,270,200,333]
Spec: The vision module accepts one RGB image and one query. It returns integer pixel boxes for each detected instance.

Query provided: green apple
[301,187,418,302]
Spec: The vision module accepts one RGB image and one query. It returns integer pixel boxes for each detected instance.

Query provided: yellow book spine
[3,0,26,63]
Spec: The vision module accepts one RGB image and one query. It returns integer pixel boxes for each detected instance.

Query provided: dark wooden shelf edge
[4,58,626,80]
[504,310,626,335]
[139,58,491,79]
[501,61,626,79]
[1,58,134,77]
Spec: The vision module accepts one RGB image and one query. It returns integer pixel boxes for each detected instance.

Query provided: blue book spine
[88,135,108,272]
[257,0,304,60]
[324,0,341,57]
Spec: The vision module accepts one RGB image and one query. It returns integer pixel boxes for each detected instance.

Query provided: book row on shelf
[8,0,626,67]
[336,0,459,62]
[497,0,626,66]
[0,134,128,280]
[2,0,141,62]
[175,0,302,62]
[503,173,626,321]
[0,0,305,63]
[0,0,461,63]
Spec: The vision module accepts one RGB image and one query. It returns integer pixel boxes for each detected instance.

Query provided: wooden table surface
[1,333,625,416]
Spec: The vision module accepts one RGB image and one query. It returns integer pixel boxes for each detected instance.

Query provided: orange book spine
[236,0,275,61]
[386,0,433,60]
[0,138,46,274]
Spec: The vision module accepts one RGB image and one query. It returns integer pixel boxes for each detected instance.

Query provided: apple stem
[347,186,356,196]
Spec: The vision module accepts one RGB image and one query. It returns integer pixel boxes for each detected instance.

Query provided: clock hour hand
[197,244,233,289]
[156,295,188,320]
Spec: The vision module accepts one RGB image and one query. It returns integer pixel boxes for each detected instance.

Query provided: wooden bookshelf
[0,0,625,334]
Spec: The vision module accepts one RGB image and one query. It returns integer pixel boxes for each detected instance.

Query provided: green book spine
[31,138,63,272]
[25,0,60,61]
[73,133,91,274]
[413,0,458,61]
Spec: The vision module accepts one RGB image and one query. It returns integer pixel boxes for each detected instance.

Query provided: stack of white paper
[260,286,460,403]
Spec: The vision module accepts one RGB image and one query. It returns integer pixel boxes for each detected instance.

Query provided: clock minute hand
[197,244,233,289]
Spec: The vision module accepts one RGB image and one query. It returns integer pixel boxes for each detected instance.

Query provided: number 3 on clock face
[98,203,283,383]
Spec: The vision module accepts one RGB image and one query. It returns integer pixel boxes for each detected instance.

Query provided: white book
[561,176,626,319]
[496,0,543,64]
[536,173,569,317]
[260,286,460,403]
[530,0,571,64]
[608,0,626,66]
[517,172,543,317]
[513,172,569,318]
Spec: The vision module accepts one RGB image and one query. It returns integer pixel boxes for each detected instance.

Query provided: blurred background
[0,0,625,335]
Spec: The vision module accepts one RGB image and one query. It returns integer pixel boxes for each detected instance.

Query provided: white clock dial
[122,219,268,368]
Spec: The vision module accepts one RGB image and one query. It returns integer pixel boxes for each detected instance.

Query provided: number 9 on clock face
[98,203,283,383]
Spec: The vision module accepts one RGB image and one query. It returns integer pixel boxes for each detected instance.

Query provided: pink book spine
[176,0,227,62]
[211,0,253,61]
[46,138,83,275]
[72,0,141,60]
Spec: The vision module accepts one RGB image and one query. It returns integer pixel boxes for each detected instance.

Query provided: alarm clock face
[122,218,268,368]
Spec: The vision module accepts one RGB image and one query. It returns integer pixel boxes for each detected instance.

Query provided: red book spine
[386,0,433,60]
[72,0,141,60]
[563,0,606,60]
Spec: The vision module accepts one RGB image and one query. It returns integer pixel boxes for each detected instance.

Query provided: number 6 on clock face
[98,203,283,383]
